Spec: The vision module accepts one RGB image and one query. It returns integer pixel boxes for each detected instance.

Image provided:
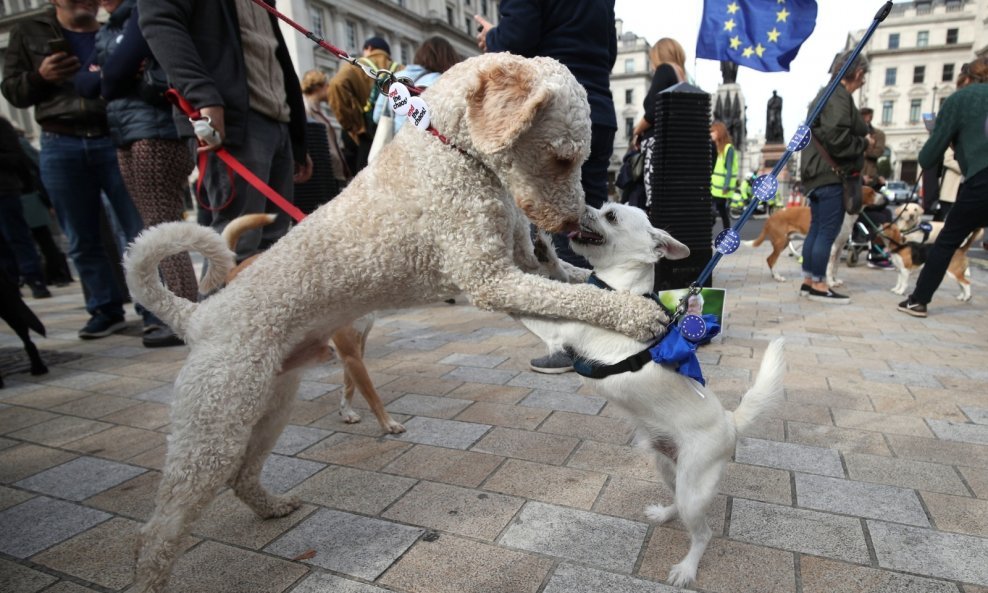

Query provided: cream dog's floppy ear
[466,59,551,154]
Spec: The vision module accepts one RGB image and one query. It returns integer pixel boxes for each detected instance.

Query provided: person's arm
[101,7,153,101]
[919,97,958,170]
[815,92,868,163]
[1,26,58,108]
[642,64,679,126]
[484,0,542,55]
[74,46,102,99]
[0,117,24,169]
[865,128,885,159]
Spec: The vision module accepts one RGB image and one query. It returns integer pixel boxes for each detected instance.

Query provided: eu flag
[696,0,818,73]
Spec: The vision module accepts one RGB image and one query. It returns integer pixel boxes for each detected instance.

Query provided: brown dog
[875,222,981,301]
[745,186,882,284]
[224,214,405,434]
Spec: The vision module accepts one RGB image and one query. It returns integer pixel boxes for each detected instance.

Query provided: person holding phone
[2,0,145,340]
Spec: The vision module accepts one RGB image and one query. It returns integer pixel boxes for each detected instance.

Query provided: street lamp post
[931,84,939,113]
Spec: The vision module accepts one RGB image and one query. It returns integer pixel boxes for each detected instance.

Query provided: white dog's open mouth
[568,227,604,245]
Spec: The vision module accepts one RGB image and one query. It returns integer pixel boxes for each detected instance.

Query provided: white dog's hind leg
[228,375,302,519]
[645,451,678,523]
[667,456,722,587]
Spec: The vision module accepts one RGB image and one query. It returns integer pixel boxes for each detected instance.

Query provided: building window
[915,1,932,15]
[913,65,925,84]
[946,28,958,44]
[465,16,472,33]
[625,117,635,139]
[395,0,405,6]
[909,99,922,123]
[401,42,412,64]
[625,89,633,104]
[943,63,954,82]
[888,33,899,49]
[345,20,357,52]
[884,67,897,86]
[945,0,962,11]
[309,8,323,37]
[624,58,634,73]
[481,0,489,15]
[939,96,947,109]
[447,5,454,26]
[882,100,894,125]
[917,31,929,47]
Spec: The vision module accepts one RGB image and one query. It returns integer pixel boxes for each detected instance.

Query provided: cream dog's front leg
[460,267,667,342]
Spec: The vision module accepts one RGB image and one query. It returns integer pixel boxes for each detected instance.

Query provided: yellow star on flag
[777,0,785,4]
[767,28,781,43]
[755,43,766,57]
[742,45,754,58]
[776,8,790,22]
[730,35,742,49]
[724,18,736,32]
[726,2,739,14]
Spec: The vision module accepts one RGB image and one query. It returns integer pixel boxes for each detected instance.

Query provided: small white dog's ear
[651,229,690,261]
[466,59,550,154]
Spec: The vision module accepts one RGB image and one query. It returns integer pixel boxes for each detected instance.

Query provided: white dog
[123,54,670,593]
[520,203,786,587]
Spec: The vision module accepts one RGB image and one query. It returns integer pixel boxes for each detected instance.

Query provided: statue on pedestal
[766,90,784,144]
[720,60,738,85]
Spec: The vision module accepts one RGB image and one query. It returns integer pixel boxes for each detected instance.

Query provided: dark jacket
[0,116,34,195]
[485,0,617,129]
[919,83,988,180]
[75,1,178,147]
[800,83,868,193]
[642,63,680,140]
[137,0,307,163]
[1,8,108,137]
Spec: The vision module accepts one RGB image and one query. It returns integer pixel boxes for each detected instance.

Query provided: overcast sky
[614,0,887,142]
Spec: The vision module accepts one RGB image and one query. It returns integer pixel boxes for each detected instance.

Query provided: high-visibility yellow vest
[711,143,739,199]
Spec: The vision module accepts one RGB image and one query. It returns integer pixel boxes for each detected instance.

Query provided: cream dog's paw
[618,296,670,342]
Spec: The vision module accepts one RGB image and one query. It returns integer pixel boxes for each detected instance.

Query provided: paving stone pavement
[2,244,988,593]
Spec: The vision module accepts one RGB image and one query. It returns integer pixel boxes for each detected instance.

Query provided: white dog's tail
[731,338,786,434]
[123,222,234,336]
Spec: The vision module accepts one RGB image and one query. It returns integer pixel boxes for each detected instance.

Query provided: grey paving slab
[543,563,678,593]
[382,481,523,540]
[0,496,110,558]
[843,452,970,496]
[519,389,607,415]
[264,508,423,580]
[133,384,174,404]
[43,371,118,389]
[507,371,583,393]
[730,498,870,564]
[800,556,962,593]
[962,406,988,425]
[0,557,58,593]
[385,393,473,419]
[291,465,416,515]
[291,572,392,593]
[869,520,988,585]
[735,437,844,477]
[259,454,326,494]
[861,368,943,388]
[438,353,509,368]
[794,473,929,526]
[442,366,518,385]
[385,416,491,449]
[500,501,648,573]
[927,419,988,445]
[296,381,337,401]
[14,456,145,501]
[271,425,333,455]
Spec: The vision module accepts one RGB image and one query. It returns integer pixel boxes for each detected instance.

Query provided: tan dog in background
[875,222,981,300]
[224,214,405,434]
[745,186,883,284]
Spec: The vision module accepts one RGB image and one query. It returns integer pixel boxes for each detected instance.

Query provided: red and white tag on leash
[387,81,431,130]
[388,82,411,115]
[407,97,431,130]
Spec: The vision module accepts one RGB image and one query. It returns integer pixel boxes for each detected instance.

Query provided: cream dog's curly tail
[123,222,234,338]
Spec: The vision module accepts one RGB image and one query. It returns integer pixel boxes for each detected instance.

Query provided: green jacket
[919,83,988,180]
[800,83,868,193]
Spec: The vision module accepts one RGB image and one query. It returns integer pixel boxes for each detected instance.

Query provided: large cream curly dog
[123,53,669,592]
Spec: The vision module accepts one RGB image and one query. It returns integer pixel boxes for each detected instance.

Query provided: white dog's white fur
[122,54,672,593]
[519,203,786,587]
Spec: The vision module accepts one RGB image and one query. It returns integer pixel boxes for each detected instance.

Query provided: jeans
[553,123,616,268]
[0,194,44,282]
[40,132,144,317]
[911,167,988,305]
[199,110,295,262]
[801,183,845,282]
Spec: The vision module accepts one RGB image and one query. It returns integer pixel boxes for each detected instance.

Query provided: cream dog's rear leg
[228,374,303,518]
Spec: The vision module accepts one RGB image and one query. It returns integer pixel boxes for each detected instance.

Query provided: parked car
[882,180,914,204]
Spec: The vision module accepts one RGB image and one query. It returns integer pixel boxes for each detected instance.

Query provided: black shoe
[142,325,185,348]
[807,287,850,304]
[897,298,927,318]
[28,279,51,299]
[799,283,812,297]
[78,313,127,339]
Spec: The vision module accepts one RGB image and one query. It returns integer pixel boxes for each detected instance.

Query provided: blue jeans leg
[801,183,845,282]
[0,194,45,282]
[40,133,137,317]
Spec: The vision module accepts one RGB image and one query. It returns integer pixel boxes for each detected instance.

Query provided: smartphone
[922,112,935,133]
[47,39,72,55]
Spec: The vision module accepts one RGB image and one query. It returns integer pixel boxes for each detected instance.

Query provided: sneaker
[897,298,927,318]
[867,259,895,270]
[142,325,185,348]
[530,350,574,374]
[807,287,850,304]
[78,313,127,339]
[28,279,51,299]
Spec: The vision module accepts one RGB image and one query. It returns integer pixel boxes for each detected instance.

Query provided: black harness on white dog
[571,274,670,379]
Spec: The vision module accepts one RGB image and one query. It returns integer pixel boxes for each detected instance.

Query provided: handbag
[811,137,863,215]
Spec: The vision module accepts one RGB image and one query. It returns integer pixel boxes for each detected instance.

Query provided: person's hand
[293,154,314,183]
[88,64,100,73]
[195,105,225,153]
[474,15,494,52]
[632,118,650,148]
[867,134,876,148]
[38,53,80,83]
